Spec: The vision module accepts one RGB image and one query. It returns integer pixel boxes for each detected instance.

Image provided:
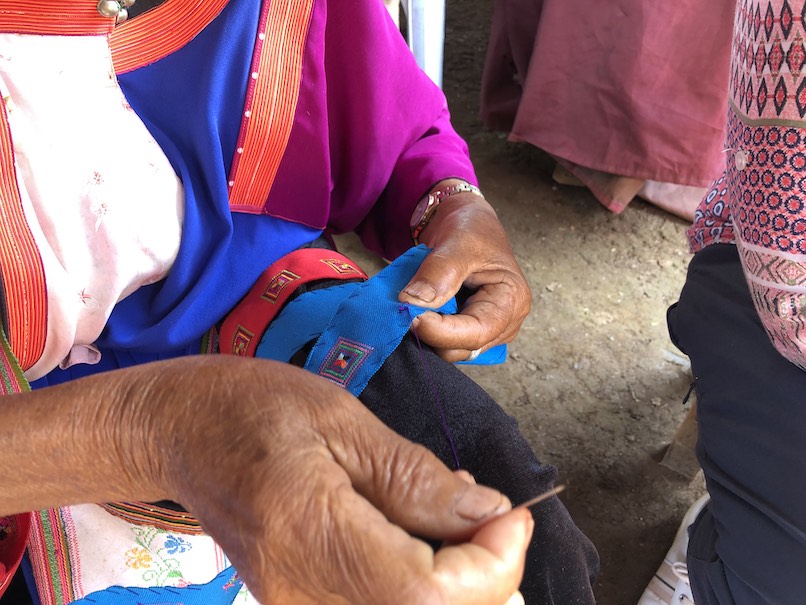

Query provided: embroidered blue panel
[72,566,242,604]
[257,246,506,395]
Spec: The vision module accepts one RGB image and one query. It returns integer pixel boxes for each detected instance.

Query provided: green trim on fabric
[0,325,29,394]
[37,510,69,604]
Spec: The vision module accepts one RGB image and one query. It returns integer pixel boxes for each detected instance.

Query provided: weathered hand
[399,181,532,362]
[0,356,531,603]
[141,357,533,604]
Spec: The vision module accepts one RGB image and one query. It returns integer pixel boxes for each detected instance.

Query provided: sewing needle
[514,484,566,510]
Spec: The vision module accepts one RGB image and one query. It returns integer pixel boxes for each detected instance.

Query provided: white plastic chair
[402,0,446,88]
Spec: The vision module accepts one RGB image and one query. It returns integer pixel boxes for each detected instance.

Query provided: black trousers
[356,334,599,604]
[668,244,806,604]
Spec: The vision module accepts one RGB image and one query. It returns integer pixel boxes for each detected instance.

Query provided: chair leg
[403,0,445,88]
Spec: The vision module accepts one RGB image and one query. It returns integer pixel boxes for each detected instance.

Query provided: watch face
[410,194,432,229]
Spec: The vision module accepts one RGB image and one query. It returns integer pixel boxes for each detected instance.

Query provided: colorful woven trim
[0,326,29,395]
[0,101,47,373]
[111,0,229,74]
[0,1,115,35]
[220,248,367,357]
[227,0,315,213]
[98,502,204,536]
[28,508,78,605]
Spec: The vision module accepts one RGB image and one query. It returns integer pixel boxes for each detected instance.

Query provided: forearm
[0,366,167,516]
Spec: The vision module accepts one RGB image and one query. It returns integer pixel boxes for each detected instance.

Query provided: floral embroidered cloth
[29,505,253,604]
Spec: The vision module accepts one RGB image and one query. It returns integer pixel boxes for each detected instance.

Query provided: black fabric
[356,335,599,605]
[668,243,806,605]
[0,565,33,605]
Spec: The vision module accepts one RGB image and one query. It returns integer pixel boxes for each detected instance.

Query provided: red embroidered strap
[0,327,32,599]
[220,248,368,357]
[227,0,315,213]
[0,97,48,372]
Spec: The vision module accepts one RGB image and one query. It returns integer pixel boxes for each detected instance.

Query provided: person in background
[481,0,736,220]
[638,0,806,603]
[0,0,598,603]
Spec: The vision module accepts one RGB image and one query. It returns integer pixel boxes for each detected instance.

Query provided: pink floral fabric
[690,0,806,370]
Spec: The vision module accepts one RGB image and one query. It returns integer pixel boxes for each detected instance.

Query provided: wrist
[409,179,485,245]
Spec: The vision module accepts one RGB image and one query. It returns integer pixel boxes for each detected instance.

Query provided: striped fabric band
[227,0,315,213]
[110,0,229,74]
[0,99,47,372]
[29,508,78,604]
[0,325,29,394]
[0,1,114,35]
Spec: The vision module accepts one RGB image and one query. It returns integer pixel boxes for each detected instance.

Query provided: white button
[735,149,749,171]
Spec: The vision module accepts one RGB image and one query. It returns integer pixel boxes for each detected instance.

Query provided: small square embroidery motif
[320,258,361,275]
[319,338,374,387]
[262,270,300,303]
[232,326,254,356]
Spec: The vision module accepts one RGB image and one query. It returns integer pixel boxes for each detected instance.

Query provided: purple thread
[399,304,461,470]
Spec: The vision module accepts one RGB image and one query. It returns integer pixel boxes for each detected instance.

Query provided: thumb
[399,250,467,308]
[323,400,511,541]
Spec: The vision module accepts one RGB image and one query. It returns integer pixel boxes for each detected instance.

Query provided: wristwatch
[409,182,483,244]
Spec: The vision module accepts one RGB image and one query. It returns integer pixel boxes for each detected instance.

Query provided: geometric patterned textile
[687,172,736,253]
[317,337,374,388]
[692,0,806,370]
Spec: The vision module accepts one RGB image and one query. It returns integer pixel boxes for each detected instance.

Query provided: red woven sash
[220,248,368,358]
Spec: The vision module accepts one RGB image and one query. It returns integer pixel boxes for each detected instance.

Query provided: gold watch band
[410,182,483,244]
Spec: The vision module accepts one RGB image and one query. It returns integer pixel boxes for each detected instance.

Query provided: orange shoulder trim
[111,0,229,74]
[227,0,316,213]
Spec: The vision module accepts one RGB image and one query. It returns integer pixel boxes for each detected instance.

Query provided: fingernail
[403,282,437,303]
[454,469,477,484]
[455,485,510,521]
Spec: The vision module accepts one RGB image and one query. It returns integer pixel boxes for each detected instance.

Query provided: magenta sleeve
[322,0,477,261]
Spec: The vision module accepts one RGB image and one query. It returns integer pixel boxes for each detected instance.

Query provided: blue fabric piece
[302,246,452,395]
[456,344,507,365]
[255,282,362,363]
[105,0,321,353]
[259,280,506,367]
[257,246,507,378]
[71,566,242,604]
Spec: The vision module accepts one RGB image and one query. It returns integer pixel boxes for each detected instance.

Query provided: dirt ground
[350,1,708,603]
[446,2,707,603]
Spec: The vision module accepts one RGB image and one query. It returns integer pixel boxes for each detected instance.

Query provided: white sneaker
[637,494,710,605]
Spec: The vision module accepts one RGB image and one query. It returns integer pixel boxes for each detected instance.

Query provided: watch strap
[411,182,483,244]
